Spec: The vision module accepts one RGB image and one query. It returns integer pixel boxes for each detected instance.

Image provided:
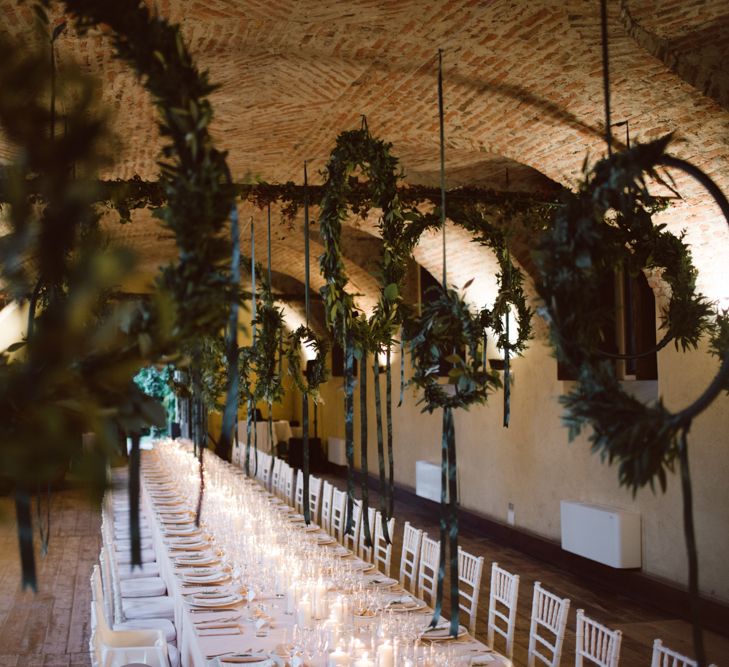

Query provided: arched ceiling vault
[2,0,729,308]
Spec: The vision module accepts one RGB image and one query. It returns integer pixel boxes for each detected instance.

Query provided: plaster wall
[310,324,729,603]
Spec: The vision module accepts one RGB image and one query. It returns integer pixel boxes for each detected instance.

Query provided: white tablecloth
[141,446,508,667]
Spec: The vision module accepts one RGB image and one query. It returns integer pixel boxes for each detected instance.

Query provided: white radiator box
[560,500,641,568]
[328,437,347,467]
[416,460,459,503]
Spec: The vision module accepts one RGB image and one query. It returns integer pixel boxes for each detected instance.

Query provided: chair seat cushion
[122,595,175,621]
[117,562,160,580]
[120,576,167,598]
[168,642,180,667]
[116,548,156,565]
[115,618,176,643]
[116,539,154,552]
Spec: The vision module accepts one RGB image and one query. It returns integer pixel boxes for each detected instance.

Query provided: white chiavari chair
[257,451,272,485]
[321,481,334,534]
[458,546,485,636]
[373,512,395,577]
[359,506,377,562]
[331,488,347,543]
[650,639,715,667]
[487,562,520,660]
[575,609,622,667]
[270,457,283,493]
[294,470,305,514]
[399,521,423,594]
[417,534,440,607]
[308,475,323,524]
[343,498,362,553]
[527,582,570,667]
[89,566,176,667]
[283,463,295,504]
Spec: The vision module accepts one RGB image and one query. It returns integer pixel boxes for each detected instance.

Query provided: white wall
[311,319,729,604]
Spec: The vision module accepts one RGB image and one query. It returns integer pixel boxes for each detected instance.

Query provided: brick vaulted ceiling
[2,0,729,319]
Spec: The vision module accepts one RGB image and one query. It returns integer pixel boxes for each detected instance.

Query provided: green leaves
[535,134,728,494]
[407,284,500,413]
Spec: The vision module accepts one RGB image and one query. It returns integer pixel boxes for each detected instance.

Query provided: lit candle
[328,646,350,667]
[355,651,375,667]
[315,577,328,619]
[286,582,298,615]
[297,593,312,628]
[331,595,344,623]
[377,641,394,667]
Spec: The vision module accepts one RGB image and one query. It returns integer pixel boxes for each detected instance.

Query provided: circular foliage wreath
[251,281,287,407]
[450,204,534,356]
[407,284,502,412]
[64,0,236,345]
[318,126,436,347]
[286,325,329,402]
[536,134,728,491]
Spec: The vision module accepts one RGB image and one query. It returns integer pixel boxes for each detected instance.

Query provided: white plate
[213,656,274,666]
[316,535,336,546]
[387,596,427,612]
[176,554,219,567]
[182,572,230,585]
[420,623,467,640]
[363,574,397,588]
[187,591,244,608]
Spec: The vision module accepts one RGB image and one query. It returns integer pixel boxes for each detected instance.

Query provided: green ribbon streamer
[15,489,36,591]
[503,250,511,428]
[360,348,372,549]
[251,219,258,478]
[344,334,356,535]
[431,407,449,628]
[446,406,460,636]
[386,344,395,522]
[302,161,311,524]
[398,331,405,408]
[373,354,391,543]
[36,482,51,558]
[129,432,142,564]
[430,407,460,636]
[245,396,252,476]
[268,407,274,455]
[220,204,240,461]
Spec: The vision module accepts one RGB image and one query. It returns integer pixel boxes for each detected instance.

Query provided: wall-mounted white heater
[560,500,641,568]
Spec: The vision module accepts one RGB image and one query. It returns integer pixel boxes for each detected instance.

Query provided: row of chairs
[253,452,709,667]
[90,468,179,667]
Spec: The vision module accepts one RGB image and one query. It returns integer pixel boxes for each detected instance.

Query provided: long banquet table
[140,440,508,667]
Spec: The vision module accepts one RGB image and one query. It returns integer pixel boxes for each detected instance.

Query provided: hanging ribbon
[446,406,460,636]
[251,218,259,478]
[36,482,51,557]
[386,344,395,522]
[15,489,36,591]
[302,161,312,524]
[373,353,390,543]
[359,348,372,548]
[503,250,511,429]
[220,203,241,461]
[430,48,461,637]
[398,329,405,408]
[129,432,142,563]
[245,396,252,476]
[344,329,356,535]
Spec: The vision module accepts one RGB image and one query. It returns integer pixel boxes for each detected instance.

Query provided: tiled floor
[0,470,727,666]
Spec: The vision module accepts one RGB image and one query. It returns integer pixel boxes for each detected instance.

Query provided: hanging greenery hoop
[319,123,435,540]
[407,284,502,411]
[536,134,724,490]
[250,280,287,406]
[59,0,241,538]
[536,134,729,665]
[286,325,329,402]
